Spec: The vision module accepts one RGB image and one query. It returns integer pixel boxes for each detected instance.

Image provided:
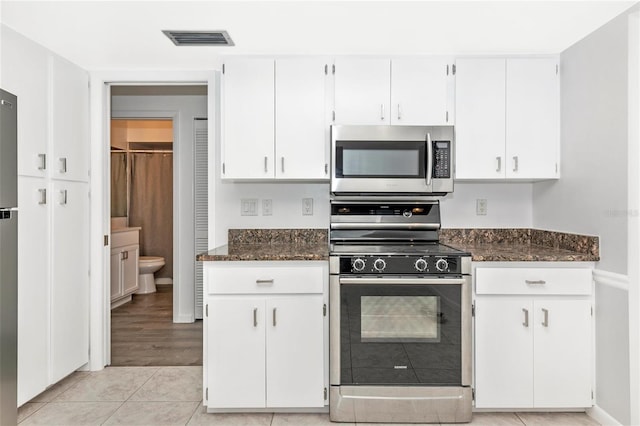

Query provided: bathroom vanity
[110,227,141,309]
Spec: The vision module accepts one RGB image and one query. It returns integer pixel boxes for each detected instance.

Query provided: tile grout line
[514,412,528,425]
[183,398,204,426]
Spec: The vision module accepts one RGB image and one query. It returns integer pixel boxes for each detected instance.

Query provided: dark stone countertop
[445,242,599,262]
[197,243,329,261]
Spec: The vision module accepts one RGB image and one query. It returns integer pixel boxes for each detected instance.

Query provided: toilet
[137,256,165,294]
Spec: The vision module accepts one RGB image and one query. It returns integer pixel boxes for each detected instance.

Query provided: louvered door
[194,118,208,319]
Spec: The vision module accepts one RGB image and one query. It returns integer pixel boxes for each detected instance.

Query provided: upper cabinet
[455,57,559,180]
[221,58,330,180]
[334,57,454,125]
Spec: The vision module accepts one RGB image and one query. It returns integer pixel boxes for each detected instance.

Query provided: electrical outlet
[262,199,272,216]
[302,198,313,216]
[476,199,487,216]
[240,199,258,216]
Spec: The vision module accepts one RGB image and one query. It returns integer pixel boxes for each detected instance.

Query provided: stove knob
[352,258,366,272]
[435,258,449,272]
[373,258,387,272]
[414,258,428,272]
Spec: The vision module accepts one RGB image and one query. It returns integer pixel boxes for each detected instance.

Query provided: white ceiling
[0,0,637,71]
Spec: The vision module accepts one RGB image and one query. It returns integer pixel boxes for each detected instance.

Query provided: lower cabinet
[204,261,328,410]
[474,267,593,409]
[110,229,140,308]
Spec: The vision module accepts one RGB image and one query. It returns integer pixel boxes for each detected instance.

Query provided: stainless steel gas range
[329,199,472,423]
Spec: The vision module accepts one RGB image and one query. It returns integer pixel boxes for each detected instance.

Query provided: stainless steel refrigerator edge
[0,88,18,426]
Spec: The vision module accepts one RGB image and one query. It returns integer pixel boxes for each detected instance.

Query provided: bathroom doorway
[108,85,207,366]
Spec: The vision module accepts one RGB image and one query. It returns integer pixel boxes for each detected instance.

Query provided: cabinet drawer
[207,262,325,295]
[476,268,592,295]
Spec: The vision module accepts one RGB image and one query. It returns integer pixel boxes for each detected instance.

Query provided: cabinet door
[474,297,534,408]
[222,59,274,179]
[334,58,391,125]
[17,177,49,405]
[51,55,89,182]
[110,250,123,302]
[121,245,139,295]
[207,297,266,408]
[533,299,591,407]
[391,58,453,125]
[50,180,89,383]
[266,295,324,408]
[275,58,329,179]
[455,59,506,179]
[506,58,559,179]
[0,27,49,178]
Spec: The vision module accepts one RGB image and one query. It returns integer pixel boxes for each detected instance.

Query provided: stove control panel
[339,255,462,275]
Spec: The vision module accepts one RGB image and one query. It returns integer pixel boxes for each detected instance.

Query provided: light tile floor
[18,367,601,426]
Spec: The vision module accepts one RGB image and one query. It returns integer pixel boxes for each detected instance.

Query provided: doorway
[107,85,207,366]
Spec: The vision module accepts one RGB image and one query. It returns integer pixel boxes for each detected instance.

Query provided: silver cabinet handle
[253,308,258,327]
[380,104,385,121]
[281,157,285,173]
[38,188,47,205]
[122,251,128,260]
[273,307,277,327]
[325,163,328,175]
[522,308,529,327]
[256,279,274,285]
[513,156,519,172]
[59,157,67,173]
[496,156,502,172]
[38,154,46,171]
[542,308,549,327]
[525,280,546,285]
[397,104,401,120]
[426,133,433,186]
[264,156,268,173]
[59,189,67,205]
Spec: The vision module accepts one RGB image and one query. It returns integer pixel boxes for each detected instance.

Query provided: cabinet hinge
[222,64,225,74]
[472,303,475,317]
[332,111,335,122]
[452,64,456,75]
[104,235,109,246]
[222,162,226,174]
[324,387,328,400]
[332,64,335,75]
[324,64,328,75]
[323,303,327,317]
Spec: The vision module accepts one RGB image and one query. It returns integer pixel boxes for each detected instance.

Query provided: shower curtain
[129,153,173,279]
[110,152,127,217]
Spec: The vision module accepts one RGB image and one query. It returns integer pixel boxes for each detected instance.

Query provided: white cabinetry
[334,57,453,125]
[455,58,559,180]
[204,261,327,410]
[110,228,140,309]
[474,267,592,409]
[221,58,330,180]
[2,26,90,405]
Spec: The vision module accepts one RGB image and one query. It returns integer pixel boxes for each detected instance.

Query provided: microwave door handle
[426,133,433,186]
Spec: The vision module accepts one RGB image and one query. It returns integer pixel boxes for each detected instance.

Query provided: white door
[50,180,89,383]
[110,250,122,302]
[533,299,592,407]
[506,58,559,179]
[222,59,275,179]
[455,58,506,179]
[474,297,534,408]
[17,177,49,405]
[334,58,391,125]
[0,27,49,178]
[275,58,329,179]
[391,58,453,125]
[266,295,324,408]
[207,297,266,408]
[50,55,89,182]
[122,246,139,295]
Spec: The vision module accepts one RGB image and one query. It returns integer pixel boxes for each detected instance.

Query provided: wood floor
[110,285,203,366]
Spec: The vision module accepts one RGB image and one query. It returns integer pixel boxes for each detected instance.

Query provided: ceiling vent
[162,30,234,46]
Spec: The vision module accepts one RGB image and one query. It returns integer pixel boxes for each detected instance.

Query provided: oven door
[330,276,472,388]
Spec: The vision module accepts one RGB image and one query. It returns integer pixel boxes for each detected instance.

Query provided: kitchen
[0,1,639,425]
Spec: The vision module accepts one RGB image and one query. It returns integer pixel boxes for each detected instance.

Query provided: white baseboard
[173,314,195,323]
[155,278,173,285]
[588,405,623,426]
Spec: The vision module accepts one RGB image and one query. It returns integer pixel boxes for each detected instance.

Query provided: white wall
[111,94,207,322]
[532,12,632,425]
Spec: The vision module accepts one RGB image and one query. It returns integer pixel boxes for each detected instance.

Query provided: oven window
[340,284,462,386]
[335,141,425,178]
[360,296,440,342]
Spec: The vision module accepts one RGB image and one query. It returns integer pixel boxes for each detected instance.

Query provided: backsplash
[228,228,328,245]
[440,228,599,257]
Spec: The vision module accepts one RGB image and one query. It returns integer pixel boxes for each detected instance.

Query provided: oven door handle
[339,277,466,285]
[426,132,433,187]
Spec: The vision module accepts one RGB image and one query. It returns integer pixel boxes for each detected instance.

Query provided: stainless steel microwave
[330,125,455,196]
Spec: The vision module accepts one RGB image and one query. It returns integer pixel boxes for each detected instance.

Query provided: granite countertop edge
[197,243,329,262]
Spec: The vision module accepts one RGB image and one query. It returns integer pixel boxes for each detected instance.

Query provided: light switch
[262,199,272,216]
[241,199,258,216]
[476,199,487,216]
[302,198,313,216]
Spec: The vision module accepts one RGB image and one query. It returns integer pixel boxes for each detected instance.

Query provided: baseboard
[588,405,623,426]
[155,278,173,285]
[173,314,195,323]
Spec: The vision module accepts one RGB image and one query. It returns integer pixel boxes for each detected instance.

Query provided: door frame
[88,70,216,370]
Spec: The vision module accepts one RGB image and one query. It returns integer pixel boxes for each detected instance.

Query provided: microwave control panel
[433,141,451,178]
